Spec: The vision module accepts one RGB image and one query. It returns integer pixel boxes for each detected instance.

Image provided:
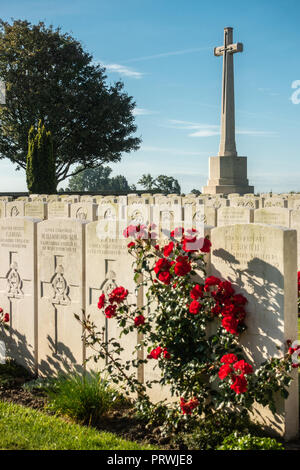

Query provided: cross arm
[214,42,243,56]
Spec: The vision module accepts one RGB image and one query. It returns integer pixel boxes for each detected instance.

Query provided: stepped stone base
[202,155,254,195]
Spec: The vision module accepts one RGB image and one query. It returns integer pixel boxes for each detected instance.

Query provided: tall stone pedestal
[203,155,254,195]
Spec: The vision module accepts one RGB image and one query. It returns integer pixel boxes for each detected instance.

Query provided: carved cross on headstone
[214,27,243,157]
[88,259,117,306]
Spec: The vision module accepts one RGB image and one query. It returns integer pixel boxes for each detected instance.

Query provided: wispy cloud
[258,87,280,97]
[140,145,206,156]
[164,119,277,138]
[102,63,144,79]
[123,46,211,63]
[133,108,158,116]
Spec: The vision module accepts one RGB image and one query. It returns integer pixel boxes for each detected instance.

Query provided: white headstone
[0,217,39,373]
[210,223,299,440]
[37,219,86,376]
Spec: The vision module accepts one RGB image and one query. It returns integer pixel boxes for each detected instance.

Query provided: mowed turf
[0,401,157,450]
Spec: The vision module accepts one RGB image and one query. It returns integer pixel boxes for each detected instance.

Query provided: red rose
[220,353,238,364]
[134,315,145,327]
[147,346,163,359]
[189,300,201,315]
[180,397,199,415]
[218,280,235,297]
[128,241,135,248]
[3,313,9,323]
[158,271,172,285]
[123,225,138,238]
[233,360,253,375]
[105,304,117,319]
[204,276,221,291]
[163,241,174,257]
[163,348,171,359]
[222,315,239,335]
[211,303,221,315]
[109,286,128,304]
[182,235,199,253]
[154,258,171,275]
[221,304,237,317]
[154,244,160,250]
[218,364,233,380]
[190,284,203,300]
[109,287,128,304]
[97,293,105,309]
[174,256,191,276]
[232,294,248,306]
[171,227,184,238]
[200,237,212,253]
[230,374,248,394]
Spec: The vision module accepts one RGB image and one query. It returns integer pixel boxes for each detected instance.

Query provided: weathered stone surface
[210,223,299,440]
[6,201,25,217]
[0,217,39,373]
[290,210,300,269]
[263,197,288,209]
[25,201,47,219]
[70,202,98,221]
[230,196,259,209]
[217,206,254,226]
[48,201,70,219]
[254,208,291,227]
[85,222,138,378]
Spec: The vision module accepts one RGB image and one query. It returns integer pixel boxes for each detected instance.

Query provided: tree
[26,121,56,193]
[64,164,133,192]
[138,173,181,194]
[191,189,202,196]
[0,20,140,190]
[137,173,155,191]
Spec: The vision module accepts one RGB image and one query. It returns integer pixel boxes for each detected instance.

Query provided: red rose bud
[97,293,105,309]
[3,313,9,323]
[127,241,135,248]
[134,315,145,327]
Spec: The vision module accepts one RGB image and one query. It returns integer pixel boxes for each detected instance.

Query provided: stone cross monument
[203,27,254,195]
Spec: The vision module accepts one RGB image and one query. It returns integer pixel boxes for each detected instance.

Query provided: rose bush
[78,224,298,423]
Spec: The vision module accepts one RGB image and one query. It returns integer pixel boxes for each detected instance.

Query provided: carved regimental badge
[50,265,71,305]
[6,262,23,299]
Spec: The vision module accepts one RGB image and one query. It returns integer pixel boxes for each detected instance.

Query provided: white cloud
[140,145,206,156]
[102,63,144,79]
[123,46,211,63]
[133,108,157,116]
[164,119,277,138]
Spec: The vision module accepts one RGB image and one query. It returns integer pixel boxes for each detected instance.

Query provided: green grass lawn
[0,400,157,450]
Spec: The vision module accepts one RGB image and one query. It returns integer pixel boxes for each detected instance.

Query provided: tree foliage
[138,173,181,194]
[0,19,140,188]
[26,120,56,193]
[64,164,133,192]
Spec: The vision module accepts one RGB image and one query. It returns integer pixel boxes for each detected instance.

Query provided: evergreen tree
[26,121,56,193]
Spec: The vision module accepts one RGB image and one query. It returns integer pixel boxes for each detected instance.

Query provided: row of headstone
[0,215,298,439]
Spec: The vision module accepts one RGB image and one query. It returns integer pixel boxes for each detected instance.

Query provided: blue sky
[1,0,300,193]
